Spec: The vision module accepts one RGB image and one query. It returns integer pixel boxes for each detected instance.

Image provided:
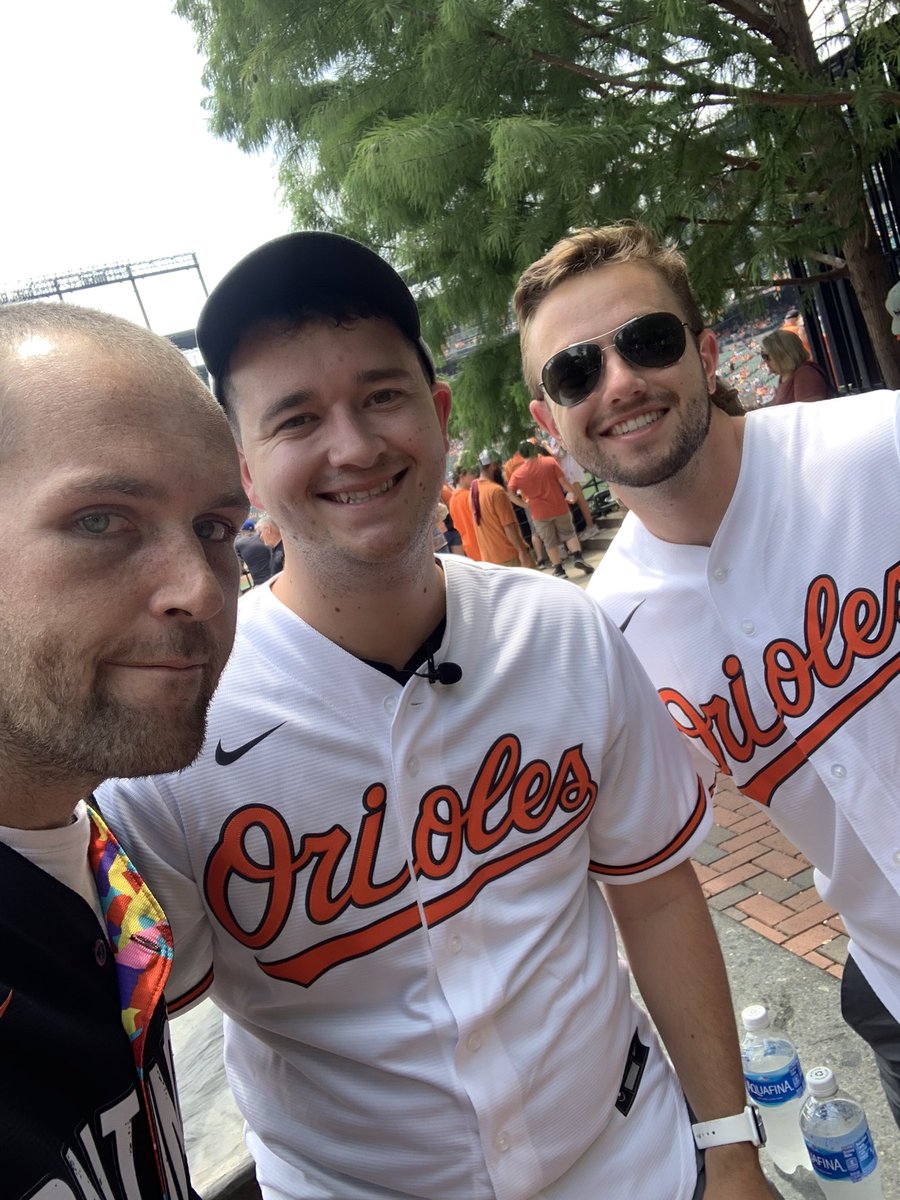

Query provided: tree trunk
[839,210,900,390]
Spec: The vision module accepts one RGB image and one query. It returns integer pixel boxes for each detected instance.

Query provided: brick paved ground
[579,516,846,982]
[694,774,846,980]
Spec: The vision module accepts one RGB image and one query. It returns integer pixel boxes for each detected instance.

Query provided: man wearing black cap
[99,234,771,1200]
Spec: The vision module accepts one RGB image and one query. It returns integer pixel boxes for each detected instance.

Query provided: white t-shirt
[0,799,104,925]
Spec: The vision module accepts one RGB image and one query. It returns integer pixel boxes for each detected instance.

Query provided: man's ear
[697,328,719,394]
[530,396,560,441]
[238,447,265,511]
[432,380,452,451]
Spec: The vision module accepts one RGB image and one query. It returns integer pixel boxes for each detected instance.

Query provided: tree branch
[751,267,850,286]
[480,29,900,109]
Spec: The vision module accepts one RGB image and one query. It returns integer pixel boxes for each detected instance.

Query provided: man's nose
[326,409,386,469]
[149,537,229,623]
[591,345,649,407]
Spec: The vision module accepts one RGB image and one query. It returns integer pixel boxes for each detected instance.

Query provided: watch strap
[692,1104,765,1149]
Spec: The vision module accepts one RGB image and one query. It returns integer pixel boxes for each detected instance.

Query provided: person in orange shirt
[448,463,481,559]
[507,442,594,580]
[504,443,549,566]
[470,451,533,567]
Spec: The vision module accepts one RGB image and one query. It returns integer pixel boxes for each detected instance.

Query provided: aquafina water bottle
[799,1066,883,1197]
[740,1003,809,1173]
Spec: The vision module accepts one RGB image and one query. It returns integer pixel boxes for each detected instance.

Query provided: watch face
[749,1105,767,1147]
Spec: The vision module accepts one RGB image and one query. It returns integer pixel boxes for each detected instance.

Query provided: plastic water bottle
[799,1067,883,1197]
[740,1003,809,1173]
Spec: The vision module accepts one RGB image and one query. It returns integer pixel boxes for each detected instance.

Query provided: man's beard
[0,632,226,782]
[577,385,712,489]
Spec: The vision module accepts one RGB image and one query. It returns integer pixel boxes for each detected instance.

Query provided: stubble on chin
[0,641,225,783]
[576,386,712,490]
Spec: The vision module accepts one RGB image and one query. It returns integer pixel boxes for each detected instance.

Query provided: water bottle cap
[806,1066,837,1098]
[741,1004,771,1031]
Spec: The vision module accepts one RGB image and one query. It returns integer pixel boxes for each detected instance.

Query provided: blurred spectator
[433,501,450,555]
[471,450,533,567]
[886,282,900,337]
[448,463,481,559]
[761,330,832,405]
[237,512,284,585]
[780,309,811,355]
[507,442,594,580]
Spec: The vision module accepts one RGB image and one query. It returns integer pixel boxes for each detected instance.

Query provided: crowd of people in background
[717,307,834,409]
[431,435,606,579]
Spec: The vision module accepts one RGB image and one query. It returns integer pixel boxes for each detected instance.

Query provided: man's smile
[606,409,666,438]
[321,469,406,504]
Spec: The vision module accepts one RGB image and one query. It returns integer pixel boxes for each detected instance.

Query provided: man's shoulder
[744,389,899,485]
[587,519,656,605]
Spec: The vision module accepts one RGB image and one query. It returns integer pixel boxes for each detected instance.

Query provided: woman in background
[761,329,832,405]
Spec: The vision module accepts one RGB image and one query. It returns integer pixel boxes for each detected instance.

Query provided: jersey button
[892,850,900,868]
[383,696,397,715]
[450,935,463,954]
[94,939,108,967]
[740,620,756,635]
[466,1031,483,1053]
[712,567,729,581]
[830,764,847,780]
[494,1132,511,1153]
[408,756,421,777]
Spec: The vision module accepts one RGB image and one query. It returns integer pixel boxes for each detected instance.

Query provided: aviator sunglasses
[540,311,695,407]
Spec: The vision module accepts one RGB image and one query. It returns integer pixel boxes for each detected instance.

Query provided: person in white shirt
[516,220,900,1127]
[98,231,773,1200]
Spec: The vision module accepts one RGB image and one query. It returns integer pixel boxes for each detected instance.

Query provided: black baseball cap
[196,231,436,402]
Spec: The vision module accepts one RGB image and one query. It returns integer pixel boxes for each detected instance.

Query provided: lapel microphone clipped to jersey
[411,652,463,686]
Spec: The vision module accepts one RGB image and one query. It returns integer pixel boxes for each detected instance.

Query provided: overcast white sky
[1,0,290,333]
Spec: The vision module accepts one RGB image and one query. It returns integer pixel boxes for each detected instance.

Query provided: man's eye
[275,412,314,433]
[370,389,401,405]
[195,518,234,543]
[77,513,126,534]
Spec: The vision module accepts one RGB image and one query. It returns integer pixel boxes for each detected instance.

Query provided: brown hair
[513,223,706,396]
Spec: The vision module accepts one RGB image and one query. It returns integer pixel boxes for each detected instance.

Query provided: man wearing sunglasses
[99,230,772,1200]
[516,221,900,1129]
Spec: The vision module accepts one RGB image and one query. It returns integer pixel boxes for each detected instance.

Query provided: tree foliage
[178,0,900,451]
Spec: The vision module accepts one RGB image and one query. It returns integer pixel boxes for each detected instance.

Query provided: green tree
[178,0,900,448]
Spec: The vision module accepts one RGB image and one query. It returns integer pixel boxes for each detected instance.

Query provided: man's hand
[517,545,535,568]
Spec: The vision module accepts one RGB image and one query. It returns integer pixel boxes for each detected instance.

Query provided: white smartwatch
[691,1104,766,1149]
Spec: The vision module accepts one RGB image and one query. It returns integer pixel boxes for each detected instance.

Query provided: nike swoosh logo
[618,599,646,634]
[215,722,285,766]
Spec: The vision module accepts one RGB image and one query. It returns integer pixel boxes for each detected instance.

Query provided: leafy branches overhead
[179,0,900,439]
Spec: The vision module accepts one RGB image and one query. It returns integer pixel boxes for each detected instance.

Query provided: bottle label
[805,1127,878,1182]
[744,1056,804,1106]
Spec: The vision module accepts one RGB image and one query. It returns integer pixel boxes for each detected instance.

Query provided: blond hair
[514,223,706,396]
[0,301,222,453]
[761,329,809,376]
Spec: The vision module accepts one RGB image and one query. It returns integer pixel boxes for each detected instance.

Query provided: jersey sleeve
[95,776,214,1012]
[585,603,713,883]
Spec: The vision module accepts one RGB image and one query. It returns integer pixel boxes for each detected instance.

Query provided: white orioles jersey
[99,555,709,1200]
[590,390,900,1021]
